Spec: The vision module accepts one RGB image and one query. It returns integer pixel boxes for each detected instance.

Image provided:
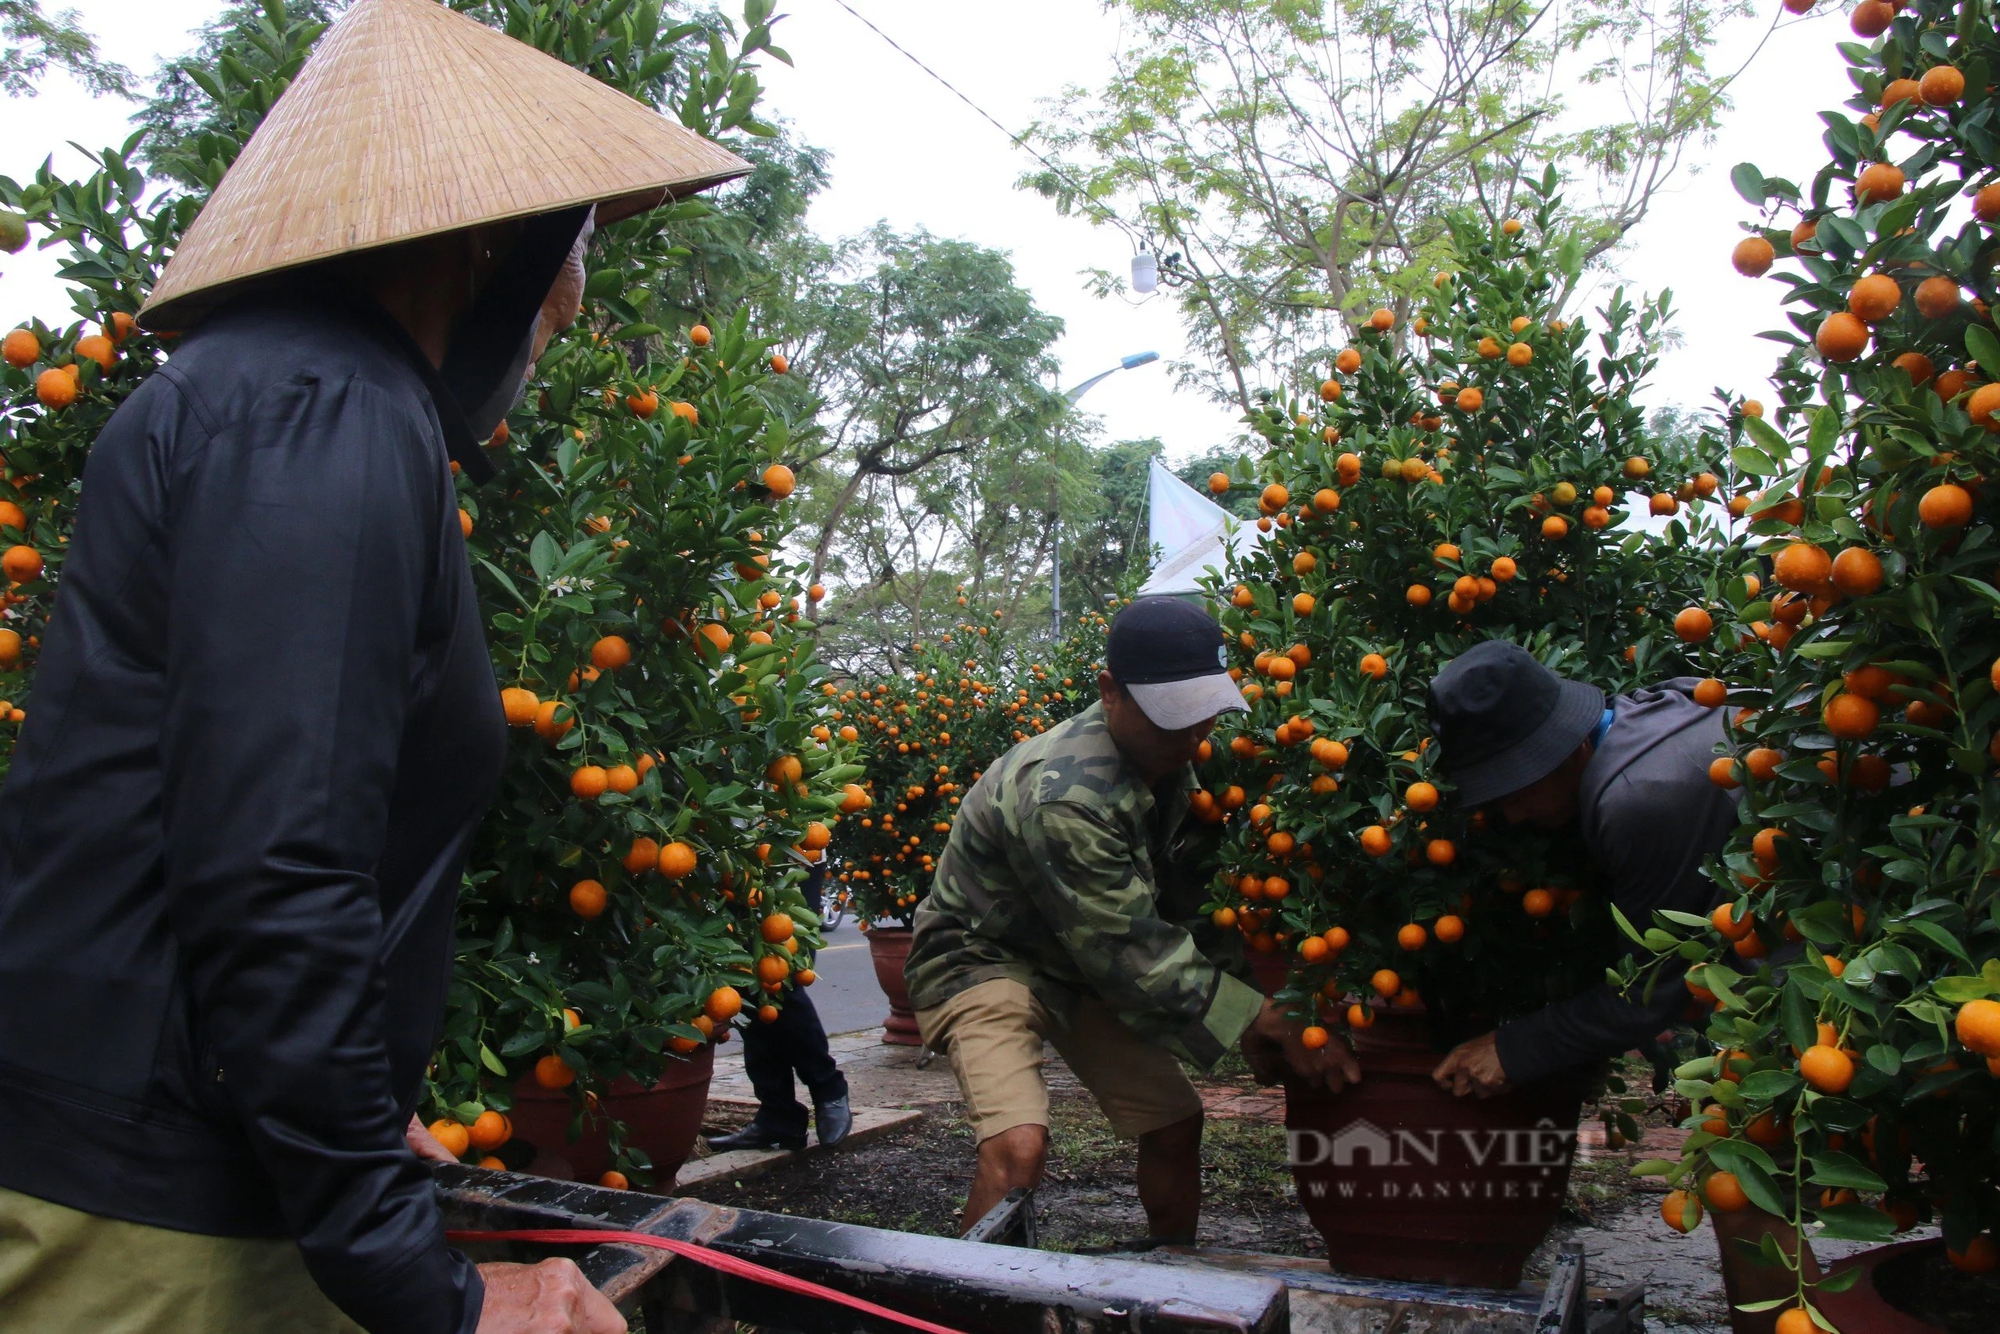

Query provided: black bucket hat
[1426,641,1604,808]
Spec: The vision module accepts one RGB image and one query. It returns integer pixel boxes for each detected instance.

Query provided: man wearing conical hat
[0,1,745,1330]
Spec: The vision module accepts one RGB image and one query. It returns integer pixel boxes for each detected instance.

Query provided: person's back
[0,298,491,1239]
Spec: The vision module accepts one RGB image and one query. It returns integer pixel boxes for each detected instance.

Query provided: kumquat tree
[827,604,1113,927]
[1196,175,1741,1099]
[1619,0,2000,1317]
[0,0,858,1187]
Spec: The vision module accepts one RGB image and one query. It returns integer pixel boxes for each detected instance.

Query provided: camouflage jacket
[905,704,1264,1069]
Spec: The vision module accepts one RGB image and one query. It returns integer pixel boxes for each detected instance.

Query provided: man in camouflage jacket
[907,598,1354,1240]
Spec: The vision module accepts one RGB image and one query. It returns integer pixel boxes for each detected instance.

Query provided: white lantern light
[1130,251,1159,294]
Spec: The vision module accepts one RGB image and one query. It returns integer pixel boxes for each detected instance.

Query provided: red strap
[448,1228,968,1334]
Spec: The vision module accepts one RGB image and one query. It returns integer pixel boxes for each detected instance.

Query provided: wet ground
[689,1012,1944,1332]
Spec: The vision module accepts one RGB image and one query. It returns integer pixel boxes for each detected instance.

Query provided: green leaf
[479,1043,508,1077]
[1966,324,2000,374]
[1729,1156,1791,1216]
[1806,406,1841,461]
[1741,413,1791,460]
[1740,1069,1803,1102]
[478,559,531,610]
[1874,193,1920,239]
[1732,445,1779,476]
[1900,918,1971,964]
[1708,1137,1782,1177]
[1781,981,1818,1054]
[1814,1204,1895,1242]
[1632,1158,1677,1176]
[1807,1152,1886,1192]
[1931,961,2000,1003]
[1731,163,1768,206]
[1955,576,2000,610]
[529,531,559,584]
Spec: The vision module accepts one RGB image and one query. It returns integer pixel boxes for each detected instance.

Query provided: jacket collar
[352,302,495,485]
[1071,702,1200,832]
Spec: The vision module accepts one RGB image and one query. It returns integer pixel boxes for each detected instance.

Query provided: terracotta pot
[1816,1239,1951,1334]
[508,1042,714,1188]
[865,926,924,1045]
[1285,1008,1589,1289]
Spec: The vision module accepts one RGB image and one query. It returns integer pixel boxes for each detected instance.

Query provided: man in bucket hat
[1421,641,1739,1097]
[0,0,746,1329]
[1422,645,1817,1330]
[906,596,1355,1244]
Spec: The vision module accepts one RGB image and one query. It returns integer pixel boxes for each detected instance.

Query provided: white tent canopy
[1138,458,1265,597]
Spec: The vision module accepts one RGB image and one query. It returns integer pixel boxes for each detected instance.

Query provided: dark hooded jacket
[0,295,512,1333]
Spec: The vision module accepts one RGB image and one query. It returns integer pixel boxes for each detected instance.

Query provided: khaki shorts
[916,977,1203,1142]
[0,1185,363,1333]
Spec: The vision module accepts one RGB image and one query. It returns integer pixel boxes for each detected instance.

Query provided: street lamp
[1065,350,1160,404]
[1051,352,1161,638]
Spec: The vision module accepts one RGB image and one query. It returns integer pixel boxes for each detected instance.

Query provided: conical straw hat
[140,0,750,329]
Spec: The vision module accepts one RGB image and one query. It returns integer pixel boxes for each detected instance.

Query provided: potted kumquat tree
[1197,175,1735,1287]
[1627,4,2000,1328]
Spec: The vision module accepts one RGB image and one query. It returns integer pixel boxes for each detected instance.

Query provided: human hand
[1242,1000,1361,1093]
[475,1259,626,1333]
[1431,1032,1510,1098]
[406,1115,459,1165]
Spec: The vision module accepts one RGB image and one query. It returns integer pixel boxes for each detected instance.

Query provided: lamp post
[1051,352,1160,638]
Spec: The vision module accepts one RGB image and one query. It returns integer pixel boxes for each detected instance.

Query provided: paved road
[804,924,892,1037]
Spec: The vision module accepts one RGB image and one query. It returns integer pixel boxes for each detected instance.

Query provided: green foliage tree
[1058,436,1162,611]
[0,0,130,98]
[1022,0,1756,412]
[1624,0,2000,1302]
[783,224,1091,671]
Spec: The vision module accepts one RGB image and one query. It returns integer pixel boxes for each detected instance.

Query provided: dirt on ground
[674,1050,1867,1332]
[683,1049,1319,1253]
[678,1052,1697,1263]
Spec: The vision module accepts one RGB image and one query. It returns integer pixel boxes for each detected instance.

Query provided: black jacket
[1493,681,1738,1085]
[0,299,506,1332]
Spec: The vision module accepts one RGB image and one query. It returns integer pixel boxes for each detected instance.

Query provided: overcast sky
[3,0,1856,462]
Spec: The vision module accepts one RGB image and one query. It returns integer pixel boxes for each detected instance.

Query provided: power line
[824,0,1141,244]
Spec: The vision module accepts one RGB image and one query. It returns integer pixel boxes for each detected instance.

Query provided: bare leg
[961,1123,1048,1235]
[1135,1112,1203,1242]
[1713,1208,1820,1334]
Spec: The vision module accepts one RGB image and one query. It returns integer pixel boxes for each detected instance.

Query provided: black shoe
[704,1120,807,1153]
[814,1096,853,1148]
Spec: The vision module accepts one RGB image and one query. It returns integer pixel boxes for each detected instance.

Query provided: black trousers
[744,982,849,1136]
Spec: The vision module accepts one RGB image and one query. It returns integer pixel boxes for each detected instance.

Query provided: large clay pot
[865,926,923,1045]
[1285,1008,1589,1289]
[509,1042,714,1188]
[1815,1239,1953,1333]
